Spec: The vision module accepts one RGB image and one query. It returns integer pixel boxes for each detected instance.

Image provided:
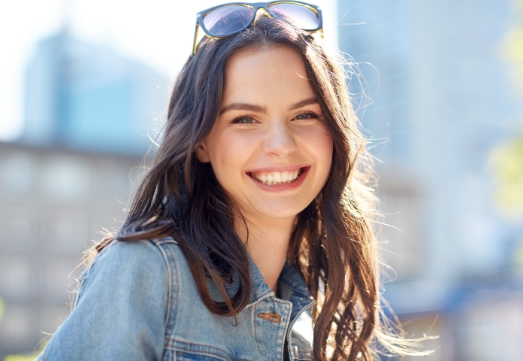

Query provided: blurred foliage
[505,0,523,91]
[491,137,523,215]
[3,339,48,361]
[512,234,523,275]
[492,0,523,216]
[0,298,41,361]
[4,355,38,361]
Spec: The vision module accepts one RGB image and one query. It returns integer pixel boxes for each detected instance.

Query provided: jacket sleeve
[36,240,171,361]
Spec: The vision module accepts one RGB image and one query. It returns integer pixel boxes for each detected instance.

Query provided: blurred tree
[0,296,3,320]
[491,0,523,216]
[4,355,38,361]
[3,339,48,361]
[491,137,523,214]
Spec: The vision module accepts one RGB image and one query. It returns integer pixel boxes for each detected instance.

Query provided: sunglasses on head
[193,1,323,55]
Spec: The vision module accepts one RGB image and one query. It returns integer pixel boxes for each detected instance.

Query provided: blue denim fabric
[36,238,315,361]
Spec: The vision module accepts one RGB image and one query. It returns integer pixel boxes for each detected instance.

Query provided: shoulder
[37,237,185,361]
[82,237,182,285]
[90,237,179,269]
[78,237,185,300]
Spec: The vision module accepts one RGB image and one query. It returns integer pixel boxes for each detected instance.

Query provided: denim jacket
[37,237,315,361]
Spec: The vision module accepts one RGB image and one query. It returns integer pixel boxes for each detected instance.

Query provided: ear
[195,142,210,163]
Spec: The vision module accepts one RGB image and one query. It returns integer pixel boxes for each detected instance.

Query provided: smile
[247,166,310,189]
[249,169,303,185]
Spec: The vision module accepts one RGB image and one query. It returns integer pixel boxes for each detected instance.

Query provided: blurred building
[0,141,143,358]
[2,1,523,358]
[337,0,523,360]
[0,30,168,358]
[22,29,169,155]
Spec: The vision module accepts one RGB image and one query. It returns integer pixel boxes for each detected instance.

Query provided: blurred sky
[0,0,337,142]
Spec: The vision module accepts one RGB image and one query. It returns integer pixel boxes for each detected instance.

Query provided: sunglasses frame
[192,1,323,55]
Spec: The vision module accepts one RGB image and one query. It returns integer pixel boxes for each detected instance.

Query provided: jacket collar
[207,250,315,323]
[247,255,315,322]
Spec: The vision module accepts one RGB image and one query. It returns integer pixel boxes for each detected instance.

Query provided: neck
[235,215,295,292]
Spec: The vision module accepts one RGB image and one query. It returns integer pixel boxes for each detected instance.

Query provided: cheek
[303,125,334,161]
[318,128,334,156]
[309,126,334,182]
[207,132,254,175]
[320,136,334,177]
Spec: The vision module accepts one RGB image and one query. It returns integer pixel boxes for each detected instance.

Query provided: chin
[254,203,310,220]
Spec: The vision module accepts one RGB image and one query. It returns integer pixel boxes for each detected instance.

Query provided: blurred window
[41,209,89,254]
[0,151,36,198]
[0,206,36,251]
[0,304,32,347]
[41,157,91,202]
[42,258,78,302]
[95,160,132,200]
[0,257,32,299]
[461,297,523,360]
[379,187,423,280]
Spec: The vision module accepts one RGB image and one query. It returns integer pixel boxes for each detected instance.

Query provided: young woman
[37,2,425,360]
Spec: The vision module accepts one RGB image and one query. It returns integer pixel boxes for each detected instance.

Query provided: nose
[263,121,298,157]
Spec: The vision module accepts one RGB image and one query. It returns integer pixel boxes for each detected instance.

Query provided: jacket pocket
[175,351,225,361]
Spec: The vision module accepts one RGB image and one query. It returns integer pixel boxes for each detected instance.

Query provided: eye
[232,116,257,124]
[293,112,319,120]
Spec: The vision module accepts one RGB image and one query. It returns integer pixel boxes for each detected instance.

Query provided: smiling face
[196,45,333,225]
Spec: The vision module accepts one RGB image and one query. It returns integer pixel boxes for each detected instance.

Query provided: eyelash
[232,116,257,124]
[294,112,318,120]
[231,112,319,124]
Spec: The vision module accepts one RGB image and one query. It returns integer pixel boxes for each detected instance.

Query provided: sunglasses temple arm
[192,21,200,56]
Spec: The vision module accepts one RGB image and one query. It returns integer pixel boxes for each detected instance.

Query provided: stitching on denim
[152,239,180,352]
[168,340,250,361]
[148,240,175,331]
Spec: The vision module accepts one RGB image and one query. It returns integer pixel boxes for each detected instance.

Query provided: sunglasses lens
[269,3,320,30]
[203,5,255,36]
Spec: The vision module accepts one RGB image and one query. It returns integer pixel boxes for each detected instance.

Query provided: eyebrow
[288,97,319,111]
[219,103,267,116]
[219,97,319,116]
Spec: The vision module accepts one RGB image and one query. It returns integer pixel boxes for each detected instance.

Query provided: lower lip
[247,167,310,192]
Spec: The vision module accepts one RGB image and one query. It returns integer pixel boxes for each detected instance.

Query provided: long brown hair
[93,16,426,361]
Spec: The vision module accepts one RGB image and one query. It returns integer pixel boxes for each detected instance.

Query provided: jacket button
[257,312,281,323]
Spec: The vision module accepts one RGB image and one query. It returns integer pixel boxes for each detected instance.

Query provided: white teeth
[251,169,302,185]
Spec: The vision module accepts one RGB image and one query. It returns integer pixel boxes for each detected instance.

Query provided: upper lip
[246,165,310,173]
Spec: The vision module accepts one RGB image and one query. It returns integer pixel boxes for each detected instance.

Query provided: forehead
[222,45,314,103]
